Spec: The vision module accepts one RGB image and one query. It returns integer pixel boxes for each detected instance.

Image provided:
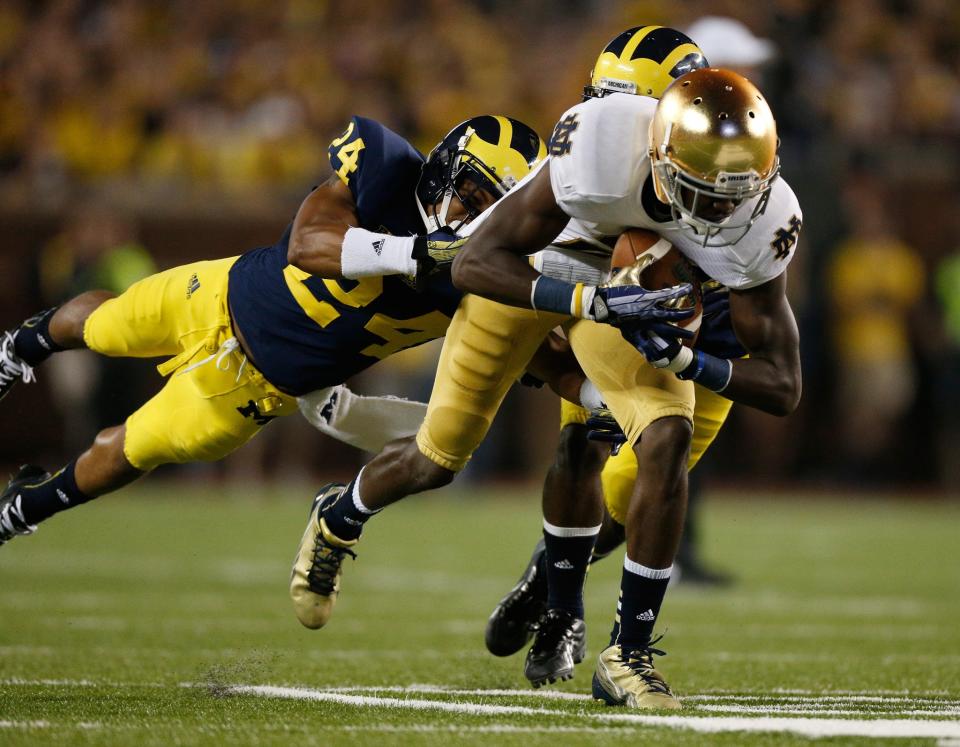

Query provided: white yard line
[0,721,51,729]
[229,685,560,717]
[0,677,167,688]
[599,712,960,738]
[324,685,593,701]
[686,693,959,702]
[333,724,668,734]
[6,678,960,739]
[696,705,960,717]
[230,684,960,740]
[318,685,960,711]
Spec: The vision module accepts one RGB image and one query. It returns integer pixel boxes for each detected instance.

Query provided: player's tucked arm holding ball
[625,268,801,414]
[451,161,694,327]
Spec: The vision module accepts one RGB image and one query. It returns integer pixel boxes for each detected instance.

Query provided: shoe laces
[306,533,356,595]
[530,609,580,655]
[617,635,672,695]
[0,332,35,387]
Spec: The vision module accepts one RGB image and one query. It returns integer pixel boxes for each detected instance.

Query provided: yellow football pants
[83,257,297,471]
[416,294,694,472]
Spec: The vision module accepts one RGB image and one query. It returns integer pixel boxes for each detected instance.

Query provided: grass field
[1,483,958,745]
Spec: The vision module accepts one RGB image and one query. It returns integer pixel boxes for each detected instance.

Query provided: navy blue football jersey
[228,117,462,395]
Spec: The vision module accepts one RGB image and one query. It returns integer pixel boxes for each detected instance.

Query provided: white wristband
[340,228,417,279]
[578,379,605,410]
[664,345,694,373]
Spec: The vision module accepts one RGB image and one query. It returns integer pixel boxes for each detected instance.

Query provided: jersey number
[330,122,366,183]
[548,115,579,157]
[282,267,449,360]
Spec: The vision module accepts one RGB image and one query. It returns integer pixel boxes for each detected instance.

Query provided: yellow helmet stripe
[461,116,535,189]
[493,115,512,150]
[619,25,661,63]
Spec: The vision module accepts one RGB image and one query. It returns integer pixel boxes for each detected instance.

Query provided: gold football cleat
[289,483,358,629]
[592,641,681,710]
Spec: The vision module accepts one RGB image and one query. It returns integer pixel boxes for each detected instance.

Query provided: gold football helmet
[584,26,708,100]
[649,68,780,245]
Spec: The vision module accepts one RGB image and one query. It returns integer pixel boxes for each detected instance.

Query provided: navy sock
[543,520,599,618]
[321,470,378,541]
[13,308,64,366]
[613,556,672,648]
[608,590,622,645]
[18,461,95,525]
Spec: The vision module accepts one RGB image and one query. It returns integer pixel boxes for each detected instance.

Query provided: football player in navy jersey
[0,114,546,551]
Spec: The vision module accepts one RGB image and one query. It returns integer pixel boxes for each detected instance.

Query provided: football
[609,228,703,345]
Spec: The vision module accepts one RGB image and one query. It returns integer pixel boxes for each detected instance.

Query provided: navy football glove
[698,283,747,360]
[584,407,627,456]
[621,322,696,370]
[702,282,730,318]
[592,283,695,327]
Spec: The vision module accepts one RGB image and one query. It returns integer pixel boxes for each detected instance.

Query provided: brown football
[609,228,702,346]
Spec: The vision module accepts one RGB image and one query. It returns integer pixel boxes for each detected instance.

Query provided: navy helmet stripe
[464,115,500,144]
[508,119,540,162]
[602,28,637,58]
[629,27,697,64]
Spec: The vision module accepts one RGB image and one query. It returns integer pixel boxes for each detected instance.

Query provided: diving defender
[0,114,546,547]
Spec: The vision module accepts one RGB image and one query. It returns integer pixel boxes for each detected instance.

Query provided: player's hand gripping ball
[609,228,703,346]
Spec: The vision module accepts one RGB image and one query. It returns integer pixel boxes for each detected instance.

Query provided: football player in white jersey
[290,66,802,710]
[484,25,746,688]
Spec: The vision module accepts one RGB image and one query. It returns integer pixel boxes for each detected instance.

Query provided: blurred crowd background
[2,0,959,492]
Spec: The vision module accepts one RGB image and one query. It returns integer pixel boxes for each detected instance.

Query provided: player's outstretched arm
[287,175,361,277]
[452,162,568,302]
[287,173,461,284]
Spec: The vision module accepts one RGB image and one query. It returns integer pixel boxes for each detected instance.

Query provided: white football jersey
[542,93,803,290]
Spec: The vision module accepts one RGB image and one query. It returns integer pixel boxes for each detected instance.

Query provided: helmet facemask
[651,136,779,246]
[418,129,512,233]
[648,69,781,247]
[447,130,514,227]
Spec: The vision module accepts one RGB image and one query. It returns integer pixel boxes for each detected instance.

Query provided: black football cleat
[485,538,548,657]
[0,465,49,547]
[524,607,587,688]
[0,331,36,403]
